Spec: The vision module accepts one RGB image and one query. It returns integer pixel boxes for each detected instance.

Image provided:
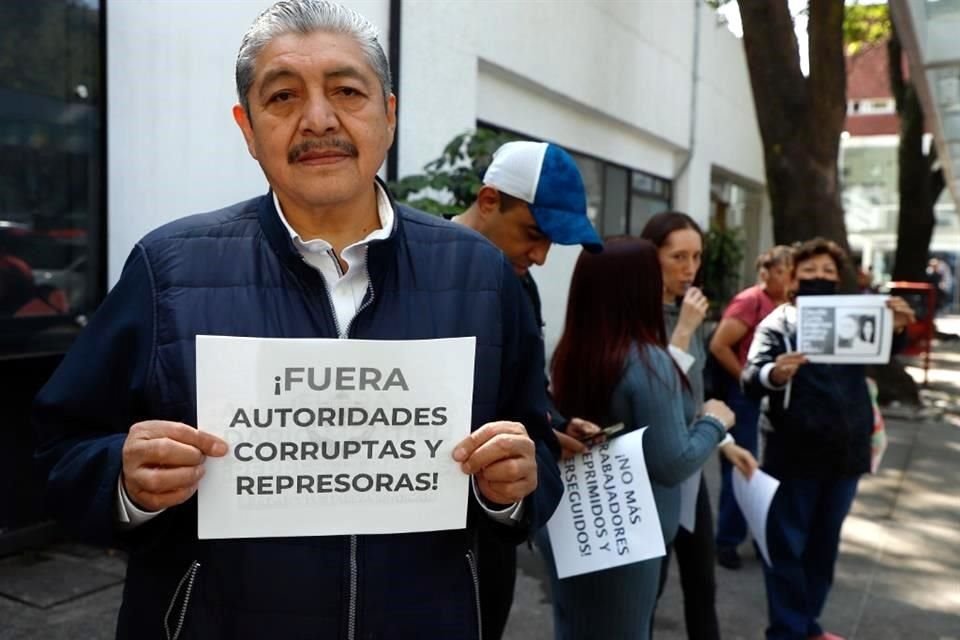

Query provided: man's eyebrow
[258,68,300,96]
[325,65,372,89]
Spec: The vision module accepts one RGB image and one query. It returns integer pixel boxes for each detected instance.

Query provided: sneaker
[716,546,742,570]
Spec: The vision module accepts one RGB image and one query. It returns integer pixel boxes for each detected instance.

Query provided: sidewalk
[2,324,959,639]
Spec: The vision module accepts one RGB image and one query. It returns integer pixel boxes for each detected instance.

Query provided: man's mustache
[288,139,358,164]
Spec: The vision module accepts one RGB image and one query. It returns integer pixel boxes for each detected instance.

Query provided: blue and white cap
[483,141,603,253]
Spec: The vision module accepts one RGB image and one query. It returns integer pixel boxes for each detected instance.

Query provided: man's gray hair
[236,0,392,113]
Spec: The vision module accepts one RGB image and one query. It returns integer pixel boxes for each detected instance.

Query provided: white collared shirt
[273,186,392,336]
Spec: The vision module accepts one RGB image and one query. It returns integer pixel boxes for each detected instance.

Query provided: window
[629,171,672,235]
[710,172,765,289]
[0,0,104,355]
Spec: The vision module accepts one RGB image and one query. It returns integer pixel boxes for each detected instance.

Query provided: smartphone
[578,422,625,443]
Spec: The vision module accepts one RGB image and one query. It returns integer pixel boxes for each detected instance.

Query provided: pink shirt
[722,285,778,366]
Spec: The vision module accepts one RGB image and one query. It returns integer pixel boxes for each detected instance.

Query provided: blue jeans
[715,385,760,549]
[762,475,860,640]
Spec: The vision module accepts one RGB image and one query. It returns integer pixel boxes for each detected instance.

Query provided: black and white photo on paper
[834,308,882,356]
[795,295,893,364]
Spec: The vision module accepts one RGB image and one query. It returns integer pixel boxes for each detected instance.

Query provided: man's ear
[385,94,397,147]
[475,185,502,218]
[232,104,258,160]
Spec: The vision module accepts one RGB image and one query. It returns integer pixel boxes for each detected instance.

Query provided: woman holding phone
[537,237,735,639]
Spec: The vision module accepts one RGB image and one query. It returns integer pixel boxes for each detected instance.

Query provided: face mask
[796,278,838,296]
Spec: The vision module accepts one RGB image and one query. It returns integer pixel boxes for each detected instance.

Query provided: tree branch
[888,23,906,112]
[738,0,808,139]
[807,0,847,164]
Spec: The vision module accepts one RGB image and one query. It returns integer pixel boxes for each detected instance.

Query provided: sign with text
[796,295,893,364]
[546,429,665,579]
[196,336,475,539]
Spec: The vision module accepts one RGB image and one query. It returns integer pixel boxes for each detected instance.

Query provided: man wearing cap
[454,140,604,639]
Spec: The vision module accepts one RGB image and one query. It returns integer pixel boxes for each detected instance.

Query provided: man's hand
[555,418,603,460]
[887,296,916,331]
[453,421,537,506]
[121,420,228,512]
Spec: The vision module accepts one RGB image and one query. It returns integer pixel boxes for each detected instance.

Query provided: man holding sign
[32,2,561,639]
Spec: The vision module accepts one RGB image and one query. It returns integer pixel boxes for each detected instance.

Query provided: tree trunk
[888,29,947,281]
[738,0,850,249]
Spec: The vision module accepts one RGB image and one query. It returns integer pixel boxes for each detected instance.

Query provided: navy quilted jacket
[33,189,562,640]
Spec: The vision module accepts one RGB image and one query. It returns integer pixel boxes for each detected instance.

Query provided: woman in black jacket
[742,238,914,640]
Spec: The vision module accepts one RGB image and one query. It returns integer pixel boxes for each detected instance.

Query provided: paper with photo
[677,468,701,533]
[196,335,474,539]
[546,428,666,579]
[796,294,893,364]
[732,468,780,567]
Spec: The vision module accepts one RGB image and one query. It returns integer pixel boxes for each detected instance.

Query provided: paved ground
[3,320,960,639]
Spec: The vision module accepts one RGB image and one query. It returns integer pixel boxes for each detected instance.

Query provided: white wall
[398,0,695,178]
[674,1,766,224]
[398,0,765,356]
[106,0,389,283]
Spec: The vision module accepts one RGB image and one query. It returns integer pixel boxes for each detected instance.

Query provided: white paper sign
[732,468,781,567]
[546,428,666,579]
[677,468,701,533]
[796,295,893,364]
[195,336,475,539]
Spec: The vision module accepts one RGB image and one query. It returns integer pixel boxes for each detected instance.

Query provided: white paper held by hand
[732,468,780,567]
[195,336,475,539]
[546,428,665,579]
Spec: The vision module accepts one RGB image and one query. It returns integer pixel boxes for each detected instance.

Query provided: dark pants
[536,526,662,640]
[656,475,721,640]
[762,475,860,640]
[716,385,760,549]
[478,530,517,640]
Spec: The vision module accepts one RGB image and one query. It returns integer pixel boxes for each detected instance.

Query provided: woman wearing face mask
[640,212,757,640]
[743,238,914,640]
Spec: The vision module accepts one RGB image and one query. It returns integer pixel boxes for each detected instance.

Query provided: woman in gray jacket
[537,238,735,639]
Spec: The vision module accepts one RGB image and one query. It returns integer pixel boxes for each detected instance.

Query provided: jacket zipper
[164,560,200,640]
[348,535,358,640]
[296,247,378,640]
[344,276,374,640]
[466,551,483,640]
[345,282,375,339]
